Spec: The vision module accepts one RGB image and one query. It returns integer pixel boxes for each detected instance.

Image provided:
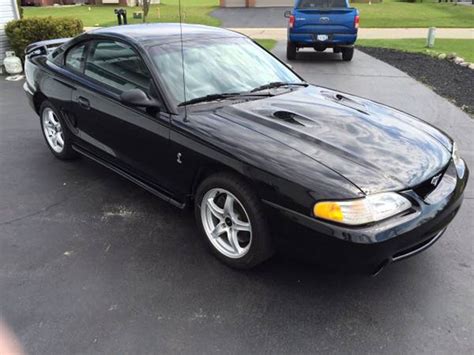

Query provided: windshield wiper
[178,92,272,107]
[250,81,308,93]
[178,93,241,107]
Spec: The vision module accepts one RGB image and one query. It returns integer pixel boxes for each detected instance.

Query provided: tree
[142,0,151,23]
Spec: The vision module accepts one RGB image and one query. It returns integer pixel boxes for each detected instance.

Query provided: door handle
[77,96,90,110]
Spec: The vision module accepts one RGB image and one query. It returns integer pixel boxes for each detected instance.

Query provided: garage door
[254,0,294,6]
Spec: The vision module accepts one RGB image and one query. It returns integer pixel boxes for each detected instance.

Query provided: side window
[65,43,86,72]
[84,41,151,94]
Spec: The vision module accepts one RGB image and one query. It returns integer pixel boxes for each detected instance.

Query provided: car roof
[89,23,245,45]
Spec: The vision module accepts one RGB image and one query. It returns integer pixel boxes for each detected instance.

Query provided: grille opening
[413,179,438,199]
[413,170,446,200]
[393,235,436,259]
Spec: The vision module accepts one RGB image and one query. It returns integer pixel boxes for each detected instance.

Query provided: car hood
[218,85,452,194]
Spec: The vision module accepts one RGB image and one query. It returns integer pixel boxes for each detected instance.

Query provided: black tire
[39,101,78,160]
[286,41,297,60]
[194,172,274,269]
[333,47,341,54]
[342,47,354,61]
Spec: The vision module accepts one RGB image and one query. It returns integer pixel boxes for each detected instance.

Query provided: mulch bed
[357,46,474,116]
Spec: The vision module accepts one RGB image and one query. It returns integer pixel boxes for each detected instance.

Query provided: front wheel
[342,47,354,61]
[195,173,274,269]
[287,41,297,60]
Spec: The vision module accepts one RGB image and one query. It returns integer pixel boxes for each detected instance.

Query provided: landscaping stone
[460,62,470,67]
[438,53,447,60]
[447,52,457,59]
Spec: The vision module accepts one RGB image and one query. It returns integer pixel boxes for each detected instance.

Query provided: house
[0,0,20,63]
[21,0,159,6]
[220,0,294,6]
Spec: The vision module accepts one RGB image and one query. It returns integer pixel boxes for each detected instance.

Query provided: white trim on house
[0,0,20,63]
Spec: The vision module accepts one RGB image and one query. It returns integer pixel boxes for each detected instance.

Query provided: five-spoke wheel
[39,101,77,160]
[42,107,65,153]
[195,173,274,269]
[201,188,252,259]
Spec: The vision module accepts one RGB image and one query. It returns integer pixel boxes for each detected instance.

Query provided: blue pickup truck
[285,0,359,61]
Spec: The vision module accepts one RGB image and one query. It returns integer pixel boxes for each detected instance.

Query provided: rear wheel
[287,41,297,60]
[40,101,78,160]
[342,47,354,61]
[195,173,274,269]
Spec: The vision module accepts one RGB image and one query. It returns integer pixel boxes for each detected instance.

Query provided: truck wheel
[342,47,354,61]
[287,42,297,60]
[333,47,341,54]
[195,172,275,269]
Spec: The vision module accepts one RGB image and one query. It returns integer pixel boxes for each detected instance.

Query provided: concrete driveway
[1,47,473,354]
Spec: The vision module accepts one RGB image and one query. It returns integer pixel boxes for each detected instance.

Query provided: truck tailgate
[293,9,357,33]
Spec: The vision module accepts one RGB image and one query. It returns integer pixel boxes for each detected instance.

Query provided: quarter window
[65,43,86,72]
[84,41,151,94]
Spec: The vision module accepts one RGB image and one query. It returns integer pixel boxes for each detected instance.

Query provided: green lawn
[23,0,474,28]
[23,0,220,27]
[255,39,277,51]
[353,0,474,28]
[357,38,474,62]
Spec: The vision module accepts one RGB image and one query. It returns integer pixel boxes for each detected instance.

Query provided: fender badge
[177,152,182,164]
[431,174,442,187]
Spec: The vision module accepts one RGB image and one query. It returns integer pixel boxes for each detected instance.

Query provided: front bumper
[266,160,469,274]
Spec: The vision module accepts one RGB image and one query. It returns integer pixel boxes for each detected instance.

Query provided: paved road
[229,27,474,40]
[1,47,473,354]
[213,7,291,28]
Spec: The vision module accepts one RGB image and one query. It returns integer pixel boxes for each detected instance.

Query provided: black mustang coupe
[24,24,468,274]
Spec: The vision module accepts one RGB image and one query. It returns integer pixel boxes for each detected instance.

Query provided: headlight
[313,192,411,226]
[452,142,465,179]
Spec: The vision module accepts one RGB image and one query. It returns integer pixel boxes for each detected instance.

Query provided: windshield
[148,37,302,105]
[298,0,348,8]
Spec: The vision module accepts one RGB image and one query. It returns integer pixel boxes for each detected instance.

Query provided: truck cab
[285,0,359,61]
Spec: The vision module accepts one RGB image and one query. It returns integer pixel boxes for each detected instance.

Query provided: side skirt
[72,145,186,209]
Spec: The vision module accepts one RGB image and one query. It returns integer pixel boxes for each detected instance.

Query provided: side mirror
[284,10,291,18]
[120,88,160,108]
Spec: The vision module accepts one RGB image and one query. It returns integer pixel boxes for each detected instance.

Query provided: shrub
[5,17,83,59]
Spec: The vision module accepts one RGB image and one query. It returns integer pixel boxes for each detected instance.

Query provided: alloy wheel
[200,188,252,259]
[42,107,64,153]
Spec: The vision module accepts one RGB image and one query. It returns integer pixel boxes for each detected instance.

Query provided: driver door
[67,39,176,195]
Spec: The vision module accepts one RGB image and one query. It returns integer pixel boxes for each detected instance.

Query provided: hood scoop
[272,111,314,127]
[321,90,370,115]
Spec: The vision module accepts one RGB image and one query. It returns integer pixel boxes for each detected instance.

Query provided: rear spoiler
[25,38,71,57]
